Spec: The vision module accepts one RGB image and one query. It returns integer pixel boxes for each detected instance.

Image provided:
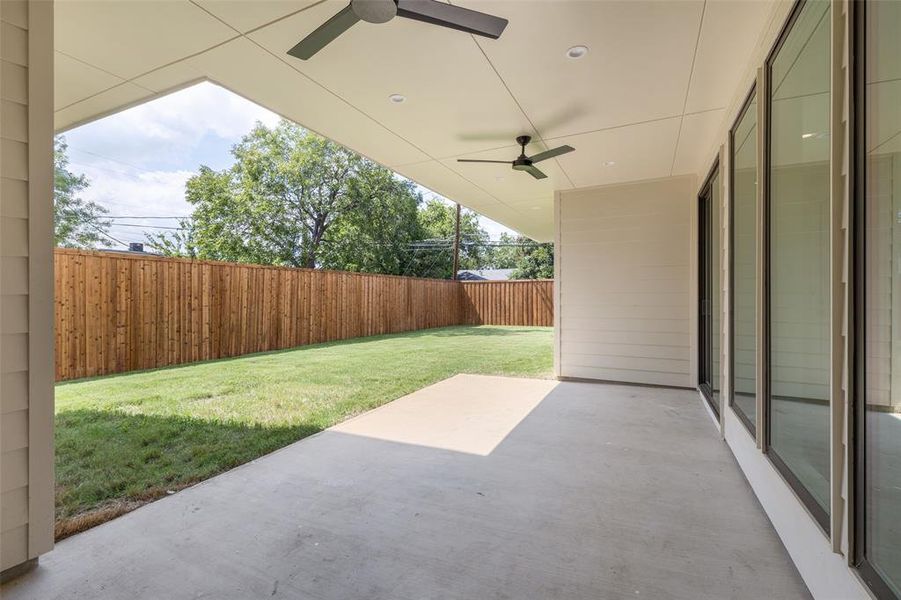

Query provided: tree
[479,232,554,278]
[317,173,425,275]
[482,232,519,269]
[410,199,489,279]
[145,217,198,258]
[510,238,554,279]
[148,120,424,272]
[54,137,111,247]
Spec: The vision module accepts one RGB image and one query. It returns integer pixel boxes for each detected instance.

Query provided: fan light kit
[566,45,589,59]
[457,135,575,180]
[288,0,509,60]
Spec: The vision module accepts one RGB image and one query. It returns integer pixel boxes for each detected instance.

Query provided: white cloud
[77,166,194,246]
[102,81,280,142]
[64,81,280,171]
[61,81,282,247]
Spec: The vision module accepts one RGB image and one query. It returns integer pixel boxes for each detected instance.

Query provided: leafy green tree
[482,232,519,269]
[510,238,554,279]
[148,121,424,272]
[317,173,425,274]
[411,199,489,279]
[54,137,110,248]
[478,232,554,278]
[145,217,198,258]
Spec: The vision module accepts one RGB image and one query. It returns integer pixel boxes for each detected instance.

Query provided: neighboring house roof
[96,247,159,256]
[457,269,514,281]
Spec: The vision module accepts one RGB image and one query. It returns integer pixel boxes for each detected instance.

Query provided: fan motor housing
[351,0,397,23]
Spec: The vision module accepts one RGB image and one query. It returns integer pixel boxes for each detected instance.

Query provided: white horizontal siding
[563,365,691,388]
[769,163,831,401]
[0,370,28,413]
[0,448,27,493]
[0,524,28,569]
[0,1,37,574]
[557,176,695,387]
[1,486,28,531]
[863,155,898,408]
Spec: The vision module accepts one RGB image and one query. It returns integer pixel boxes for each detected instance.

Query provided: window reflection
[864,0,901,594]
[768,0,831,524]
[711,170,721,408]
[732,95,757,432]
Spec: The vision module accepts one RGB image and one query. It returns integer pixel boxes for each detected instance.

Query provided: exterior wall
[724,408,869,599]
[711,1,866,597]
[556,176,696,388]
[554,1,874,597]
[0,0,54,576]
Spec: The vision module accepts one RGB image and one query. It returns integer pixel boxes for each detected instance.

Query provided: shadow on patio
[3,375,810,600]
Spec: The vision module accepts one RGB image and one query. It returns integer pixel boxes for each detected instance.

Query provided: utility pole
[452,202,461,280]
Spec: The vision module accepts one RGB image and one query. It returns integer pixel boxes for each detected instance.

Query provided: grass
[55,325,553,538]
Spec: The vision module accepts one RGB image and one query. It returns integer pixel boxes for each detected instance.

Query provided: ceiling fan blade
[528,145,575,163]
[457,159,511,164]
[396,0,508,39]
[524,165,548,180]
[287,4,360,60]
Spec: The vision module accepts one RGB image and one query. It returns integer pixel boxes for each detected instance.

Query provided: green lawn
[55,325,553,537]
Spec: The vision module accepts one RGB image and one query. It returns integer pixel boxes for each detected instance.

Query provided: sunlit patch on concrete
[332,374,557,456]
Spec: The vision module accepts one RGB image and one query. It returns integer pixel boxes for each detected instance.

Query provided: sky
[62,81,513,249]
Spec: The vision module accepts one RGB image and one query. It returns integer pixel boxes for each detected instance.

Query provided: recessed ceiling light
[603,160,616,167]
[566,45,589,59]
[388,93,406,104]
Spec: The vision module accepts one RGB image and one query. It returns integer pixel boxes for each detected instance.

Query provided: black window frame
[762,0,831,536]
[850,1,900,597]
[698,158,721,418]
[728,84,758,439]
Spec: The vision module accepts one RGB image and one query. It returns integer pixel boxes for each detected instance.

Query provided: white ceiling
[54,0,776,241]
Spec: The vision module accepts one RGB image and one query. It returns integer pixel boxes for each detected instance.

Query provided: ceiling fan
[457,136,575,180]
[287,0,509,60]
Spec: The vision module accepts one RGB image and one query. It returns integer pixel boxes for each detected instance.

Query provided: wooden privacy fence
[54,249,553,381]
[460,280,554,327]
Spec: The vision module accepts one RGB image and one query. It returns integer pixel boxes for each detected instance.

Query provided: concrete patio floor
[2,375,810,599]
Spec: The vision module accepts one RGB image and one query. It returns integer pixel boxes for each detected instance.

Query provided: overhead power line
[105,215,187,220]
[107,223,183,230]
[86,221,129,248]
[68,147,167,175]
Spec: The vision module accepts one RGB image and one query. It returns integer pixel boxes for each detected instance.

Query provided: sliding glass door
[699,164,721,416]
[854,1,901,597]
[766,0,831,532]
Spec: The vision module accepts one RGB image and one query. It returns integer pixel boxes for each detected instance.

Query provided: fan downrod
[513,135,532,170]
[351,0,397,23]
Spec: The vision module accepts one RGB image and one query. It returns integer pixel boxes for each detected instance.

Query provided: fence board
[54,249,553,380]
[459,280,554,327]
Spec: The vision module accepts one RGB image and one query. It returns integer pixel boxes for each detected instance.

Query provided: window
[854,0,901,597]
[766,0,831,532]
[699,163,721,417]
[730,89,758,436]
